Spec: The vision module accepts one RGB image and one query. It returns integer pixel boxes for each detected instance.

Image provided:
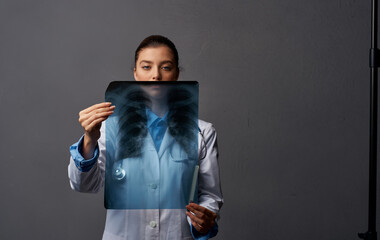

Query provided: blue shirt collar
[146,108,168,128]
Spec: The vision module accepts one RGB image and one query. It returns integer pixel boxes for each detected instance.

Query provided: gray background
[0,0,377,239]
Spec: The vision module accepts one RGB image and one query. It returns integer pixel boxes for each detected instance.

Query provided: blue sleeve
[69,135,99,172]
[190,222,218,240]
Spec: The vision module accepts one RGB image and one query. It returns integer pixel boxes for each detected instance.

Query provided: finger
[191,219,207,234]
[189,203,216,218]
[188,203,206,211]
[89,108,115,117]
[80,105,115,119]
[188,203,209,214]
[85,116,108,131]
[190,219,208,235]
[79,106,114,124]
[86,112,113,128]
[81,111,114,128]
[186,211,205,227]
[79,109,114,126]
[186,206,205,219]
[83,102,112,114]
[190,219,202,233]
[81,102,112,114]
[82,113,112,132]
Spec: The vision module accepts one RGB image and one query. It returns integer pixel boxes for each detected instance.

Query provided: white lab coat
[68,119,223,240]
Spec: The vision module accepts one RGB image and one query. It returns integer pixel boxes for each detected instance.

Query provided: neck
[150,98,168,117]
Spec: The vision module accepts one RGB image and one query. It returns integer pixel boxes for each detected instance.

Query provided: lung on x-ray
[104,81,199,209]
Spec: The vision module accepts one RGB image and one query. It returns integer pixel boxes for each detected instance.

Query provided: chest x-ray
[105,81,199,209]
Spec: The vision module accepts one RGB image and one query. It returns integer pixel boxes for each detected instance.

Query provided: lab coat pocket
[170,156,190,162]
[169,145,195,162]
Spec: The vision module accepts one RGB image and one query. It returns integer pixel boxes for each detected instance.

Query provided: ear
[133,67,137,80]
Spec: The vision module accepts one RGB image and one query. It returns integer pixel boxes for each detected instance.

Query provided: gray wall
[0,0,377,239]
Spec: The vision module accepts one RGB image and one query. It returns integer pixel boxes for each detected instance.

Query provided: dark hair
[134,35,179,70]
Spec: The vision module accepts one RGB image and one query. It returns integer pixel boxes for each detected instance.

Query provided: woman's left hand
[186,202,217,234]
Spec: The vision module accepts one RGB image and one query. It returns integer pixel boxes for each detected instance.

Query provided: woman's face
[134,45,179,82]
[134,45,178,100]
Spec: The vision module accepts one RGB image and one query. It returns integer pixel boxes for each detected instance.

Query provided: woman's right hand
[78,102,115,159]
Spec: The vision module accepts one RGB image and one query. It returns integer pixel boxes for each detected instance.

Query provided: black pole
[358,0,378,239]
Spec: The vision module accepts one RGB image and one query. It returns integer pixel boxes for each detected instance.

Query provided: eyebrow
[139,60,152,65]
[160,60,174,65]
[138,60,174,65]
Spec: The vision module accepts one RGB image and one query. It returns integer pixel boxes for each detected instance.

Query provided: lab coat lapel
[145,133,157,152]
[157,128,174,159]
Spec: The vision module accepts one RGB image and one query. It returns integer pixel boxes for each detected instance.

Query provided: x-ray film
[105,81,199,209]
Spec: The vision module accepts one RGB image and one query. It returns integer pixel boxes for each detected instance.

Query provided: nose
[152,67,161,81]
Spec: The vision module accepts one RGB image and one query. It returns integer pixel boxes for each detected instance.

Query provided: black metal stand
[358,0,378,239]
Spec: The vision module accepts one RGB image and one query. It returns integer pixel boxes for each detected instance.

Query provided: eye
[162,66,172,71]
[142,66,151,70]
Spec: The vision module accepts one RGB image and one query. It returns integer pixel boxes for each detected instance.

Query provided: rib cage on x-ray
[106,84,149,160]
[105,82,199,162]
[104,81,199,209]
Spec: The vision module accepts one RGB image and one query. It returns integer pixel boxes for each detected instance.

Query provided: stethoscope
[112,127,208,181]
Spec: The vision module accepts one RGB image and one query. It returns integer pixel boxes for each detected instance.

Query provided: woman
[68,35,223,239]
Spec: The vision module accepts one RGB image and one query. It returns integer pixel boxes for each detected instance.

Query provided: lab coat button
[150,221,157,228]
[151,184,157,189]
